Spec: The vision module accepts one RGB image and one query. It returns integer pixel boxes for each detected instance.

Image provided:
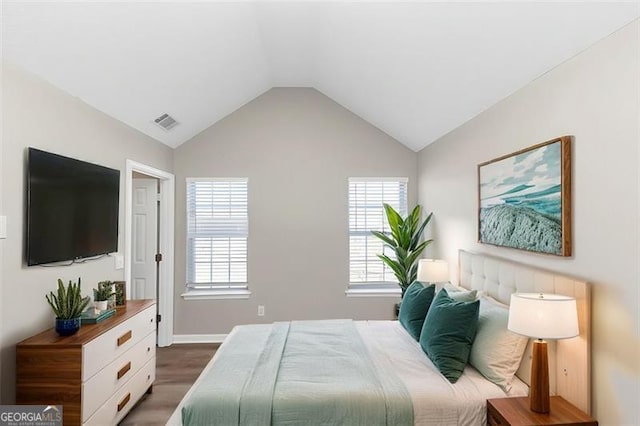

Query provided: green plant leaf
[410,212,432,249]
[370,230,397,248]
[377,254,405,282]
[383,203,404,242]
[405,240,432,268]
[395,246,408,262]
[383,203,402,230]
[408,262,419,283]
[408,205,421,229]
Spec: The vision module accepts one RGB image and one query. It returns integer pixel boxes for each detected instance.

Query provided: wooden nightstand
[487,396,597,426]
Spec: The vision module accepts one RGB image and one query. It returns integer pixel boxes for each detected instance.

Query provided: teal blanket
[182,320,413,426]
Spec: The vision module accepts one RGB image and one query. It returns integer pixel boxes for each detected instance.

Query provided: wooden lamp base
[530,339,550,413]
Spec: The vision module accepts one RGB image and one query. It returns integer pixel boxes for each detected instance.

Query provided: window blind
[348,178,408,285]
[186,178,248,289]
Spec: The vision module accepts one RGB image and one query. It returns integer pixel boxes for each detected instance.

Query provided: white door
[131,178,158,300]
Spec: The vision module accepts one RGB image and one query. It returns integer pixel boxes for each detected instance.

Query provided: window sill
[181,289,252,300]
[345,288,401,298]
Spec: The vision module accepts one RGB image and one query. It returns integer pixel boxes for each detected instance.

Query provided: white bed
[355,320,528,425]
[168,250,591,425]
[457,250,592,414]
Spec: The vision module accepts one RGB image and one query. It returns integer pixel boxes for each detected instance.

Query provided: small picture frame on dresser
[114,281,126,307]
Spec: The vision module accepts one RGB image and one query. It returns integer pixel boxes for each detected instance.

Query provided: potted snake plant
[45,278,91,336]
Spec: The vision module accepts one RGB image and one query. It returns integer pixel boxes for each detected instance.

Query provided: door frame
[125,160,174,347]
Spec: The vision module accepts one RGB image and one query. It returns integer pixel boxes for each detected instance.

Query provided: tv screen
[27,148,120,266]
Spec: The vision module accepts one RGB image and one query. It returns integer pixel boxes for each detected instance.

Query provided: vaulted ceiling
[2,2,638,151]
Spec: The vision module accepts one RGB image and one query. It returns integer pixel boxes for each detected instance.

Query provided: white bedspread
[355,320,528,426]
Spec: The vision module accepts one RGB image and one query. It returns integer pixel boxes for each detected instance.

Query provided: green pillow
[419,289,480,383]
[398,282,436,340]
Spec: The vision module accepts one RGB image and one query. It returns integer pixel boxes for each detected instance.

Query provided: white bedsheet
[356,320,528,426]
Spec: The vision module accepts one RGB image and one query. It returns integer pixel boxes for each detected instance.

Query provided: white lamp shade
[416,259,449,283]
[508,293,579,340]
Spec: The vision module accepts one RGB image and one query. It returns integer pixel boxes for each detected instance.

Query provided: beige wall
[0,63,174,402]
[417,21,639,424]
[173,88,417,334]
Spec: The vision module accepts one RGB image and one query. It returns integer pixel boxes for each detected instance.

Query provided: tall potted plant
[371,204,433,297]
[45,278,91,336]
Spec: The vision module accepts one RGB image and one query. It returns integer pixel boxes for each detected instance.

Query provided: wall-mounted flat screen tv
[27,148,120,266]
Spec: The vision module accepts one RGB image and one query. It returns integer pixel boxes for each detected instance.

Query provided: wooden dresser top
[17,299,155,347]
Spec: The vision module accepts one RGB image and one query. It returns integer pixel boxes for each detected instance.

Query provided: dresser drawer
[82,331,156,422]
[84,357,156,426]
[82,305,156,381]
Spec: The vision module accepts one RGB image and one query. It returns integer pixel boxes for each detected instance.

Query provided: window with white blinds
[348,178,408,287]
[186,178,248,290]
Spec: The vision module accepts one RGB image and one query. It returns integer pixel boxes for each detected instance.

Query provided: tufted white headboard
[458,250,592,414]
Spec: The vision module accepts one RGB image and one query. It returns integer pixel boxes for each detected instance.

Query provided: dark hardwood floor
[119,343,219,425]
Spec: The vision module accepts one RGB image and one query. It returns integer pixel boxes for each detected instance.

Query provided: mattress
[168,320,527,426]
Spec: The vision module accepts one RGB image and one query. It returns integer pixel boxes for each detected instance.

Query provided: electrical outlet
[258,305,265,317]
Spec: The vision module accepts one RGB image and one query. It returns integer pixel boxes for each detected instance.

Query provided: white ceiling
[2,1,638,151]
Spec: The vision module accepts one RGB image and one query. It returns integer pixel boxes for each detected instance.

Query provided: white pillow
[442,282,463,293]
[469,297,529,392]
[448,288,478,302]
[443,282,484,300]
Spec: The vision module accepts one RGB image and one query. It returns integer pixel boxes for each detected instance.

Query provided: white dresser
[16,300,157,425]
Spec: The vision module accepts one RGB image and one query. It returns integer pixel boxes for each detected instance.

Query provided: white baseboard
[172,334,227,344]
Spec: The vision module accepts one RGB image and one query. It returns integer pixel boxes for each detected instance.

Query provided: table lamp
[416,259,449,284]
[507,293,579,414]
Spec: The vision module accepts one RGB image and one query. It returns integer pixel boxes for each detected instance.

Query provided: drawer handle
[117,392,131,412]
[117,362,131,380]
[117,330,132,346]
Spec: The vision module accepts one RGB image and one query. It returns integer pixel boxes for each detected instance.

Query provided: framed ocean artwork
[478,136,572,256]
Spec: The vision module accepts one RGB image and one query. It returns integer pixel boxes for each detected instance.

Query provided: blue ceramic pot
[55,317,81,336]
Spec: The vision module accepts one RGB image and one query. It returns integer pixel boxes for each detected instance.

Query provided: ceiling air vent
[153,113,179,131]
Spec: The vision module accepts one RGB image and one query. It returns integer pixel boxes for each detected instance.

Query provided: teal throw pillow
[419,289,480,383]
[398,282,436,340]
